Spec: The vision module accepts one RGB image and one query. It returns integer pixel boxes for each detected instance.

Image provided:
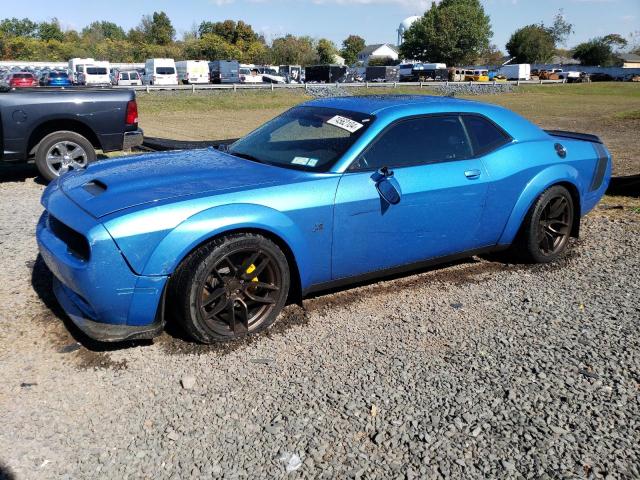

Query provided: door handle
[464,169,481,179]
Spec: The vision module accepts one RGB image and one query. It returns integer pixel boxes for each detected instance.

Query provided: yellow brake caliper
[246,264,259,282]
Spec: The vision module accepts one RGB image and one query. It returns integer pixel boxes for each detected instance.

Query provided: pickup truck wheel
[35,131,96,181]
[171,233,290,343]
[512,185,575,263]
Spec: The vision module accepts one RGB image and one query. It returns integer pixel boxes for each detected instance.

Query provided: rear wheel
[512,185,575,263]
[171,233,290,343]
[34,131,96,182]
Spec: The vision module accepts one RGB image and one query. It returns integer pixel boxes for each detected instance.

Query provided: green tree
[270,35,318,65]
[367,56,399,66]
[340,35,365,66]
[317,38,337,64]
[476,44,504,66]
[549,9,573,46]
[602,33,628,52]
[82,21,126,42]
[572,37,622,66]
[184,33,242,61]
[38,18,64,42]
[400,0,492,66]
[0,17,38,37]
[198,20,258,44]
[506,24,555,63]
[127,27,146,44]
[140,11,174,45]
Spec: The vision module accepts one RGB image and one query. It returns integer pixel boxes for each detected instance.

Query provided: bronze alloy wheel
[537,194,573,256]
[196,247,282,337]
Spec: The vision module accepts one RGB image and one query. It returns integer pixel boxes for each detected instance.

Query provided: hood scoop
[82,179,108,196]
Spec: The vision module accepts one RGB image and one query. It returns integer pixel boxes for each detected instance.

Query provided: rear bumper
[123,129,144,150]
[36,188,167,342]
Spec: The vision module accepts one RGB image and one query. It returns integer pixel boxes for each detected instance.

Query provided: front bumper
[36,186,167,342]
[123,129,144,150]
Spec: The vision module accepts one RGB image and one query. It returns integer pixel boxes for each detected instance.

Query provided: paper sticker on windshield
[327,115,363,133]
[292,157,310,165]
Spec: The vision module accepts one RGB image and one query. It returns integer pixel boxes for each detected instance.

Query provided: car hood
[60,148,304,218]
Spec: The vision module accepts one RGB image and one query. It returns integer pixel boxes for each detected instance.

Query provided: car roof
[302,94,546,142]
[303,95,482,115]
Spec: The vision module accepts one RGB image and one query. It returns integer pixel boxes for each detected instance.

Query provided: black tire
[511,185,575,263]
[170,233,290,343]
[34,131,97,182]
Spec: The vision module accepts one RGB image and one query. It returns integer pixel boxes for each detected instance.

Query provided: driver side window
[350,115,471,171]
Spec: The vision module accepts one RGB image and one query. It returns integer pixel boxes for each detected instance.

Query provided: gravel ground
[0,169,639,480]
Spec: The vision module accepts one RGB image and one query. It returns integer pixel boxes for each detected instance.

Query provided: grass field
[137,83,640,176]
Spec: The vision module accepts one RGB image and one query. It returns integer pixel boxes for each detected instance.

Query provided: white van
[75,61,111,86]
[68,58,95,84]
[114,70,142,86]
[144,58,178,86]
[175,60,210,84]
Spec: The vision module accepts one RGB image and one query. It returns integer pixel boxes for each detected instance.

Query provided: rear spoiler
[544,129,603,144]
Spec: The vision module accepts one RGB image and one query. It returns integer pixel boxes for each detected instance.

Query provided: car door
[332,114,490,280]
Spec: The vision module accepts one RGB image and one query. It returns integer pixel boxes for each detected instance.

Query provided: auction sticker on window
[327,115,364,133]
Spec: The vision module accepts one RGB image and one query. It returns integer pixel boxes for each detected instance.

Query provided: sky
[7,0,640,51]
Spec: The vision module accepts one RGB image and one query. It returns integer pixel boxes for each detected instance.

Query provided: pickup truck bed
[0,87,143,181]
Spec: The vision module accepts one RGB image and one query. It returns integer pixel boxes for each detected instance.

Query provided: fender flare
[141,203,310,286]
[498,165,583,245]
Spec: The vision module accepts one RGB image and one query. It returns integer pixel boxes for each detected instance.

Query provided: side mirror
[376,177,401,205]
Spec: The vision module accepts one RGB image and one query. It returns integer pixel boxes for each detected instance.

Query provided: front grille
[48,215,90,261]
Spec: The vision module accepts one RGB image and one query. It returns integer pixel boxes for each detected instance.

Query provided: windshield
[50,72,68,78]
[87,67,107,75]
[156,67,175,75]
[229,106,373,172]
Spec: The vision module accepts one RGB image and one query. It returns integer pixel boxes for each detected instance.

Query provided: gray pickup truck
[0,86,143,181]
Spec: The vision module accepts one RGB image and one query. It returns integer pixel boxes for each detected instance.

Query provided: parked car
[176,60,210,84]
[209,60,240,84]
[143,58,178,86]
[465,69,489,82]
[76,64,111,87]
[69,58,95,84]
[238,66,263,84]
[258,66,286,84]
[8,72,38,88]
[566,71,590,83]
[400,63,447,82]
[36,95,611,343]
[539,69,565,80]
[40,71,72,87]
[113,70,142,86]
[0,85,143,181]
[589,72,614,82]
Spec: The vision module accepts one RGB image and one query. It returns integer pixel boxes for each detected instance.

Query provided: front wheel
[34,131,96,182]
[171,233,290,343]
[512,185,575,263]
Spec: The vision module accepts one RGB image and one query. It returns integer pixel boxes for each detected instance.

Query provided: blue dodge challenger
[36,95,611,343]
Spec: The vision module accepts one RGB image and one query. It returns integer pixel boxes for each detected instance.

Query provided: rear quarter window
[462,115,511,156]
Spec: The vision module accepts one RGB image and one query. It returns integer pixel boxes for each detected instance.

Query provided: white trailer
[498,64,531,80]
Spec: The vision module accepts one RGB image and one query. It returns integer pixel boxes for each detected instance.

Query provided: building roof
[618,53,640,62]
[358,44,399,57]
